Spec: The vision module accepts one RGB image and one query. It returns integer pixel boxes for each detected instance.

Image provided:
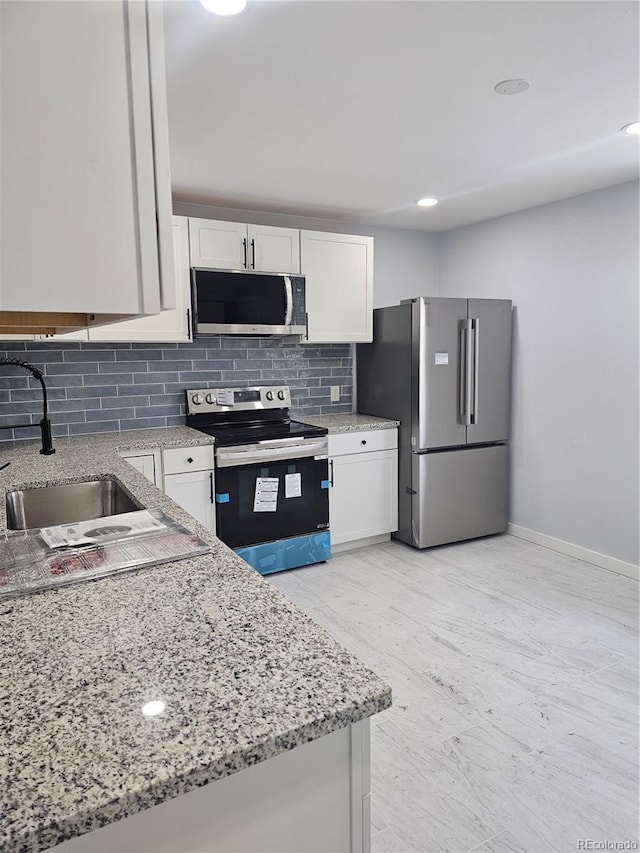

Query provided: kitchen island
[0,429,391,853]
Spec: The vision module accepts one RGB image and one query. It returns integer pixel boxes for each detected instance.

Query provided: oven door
[214,442,329,549]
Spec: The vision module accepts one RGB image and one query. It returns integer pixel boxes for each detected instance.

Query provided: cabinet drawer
[329,429,397,457]
[163,444,213,475]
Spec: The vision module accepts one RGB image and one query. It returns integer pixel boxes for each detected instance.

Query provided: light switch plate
[330,385,340,402]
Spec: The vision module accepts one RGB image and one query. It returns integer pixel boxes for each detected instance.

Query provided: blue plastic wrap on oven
[234,531,331,575]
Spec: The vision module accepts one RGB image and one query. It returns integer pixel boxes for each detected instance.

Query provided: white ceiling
[163,0,640,232]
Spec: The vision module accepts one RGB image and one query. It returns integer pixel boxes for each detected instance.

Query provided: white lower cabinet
[162,444,216,535]
[329,429,398,549]
[119,450,161,486]
[163,470,216,535]
[119,443,216,536]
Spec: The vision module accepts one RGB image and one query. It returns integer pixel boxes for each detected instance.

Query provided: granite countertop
[298,413,399,433]
[0,428,391,853]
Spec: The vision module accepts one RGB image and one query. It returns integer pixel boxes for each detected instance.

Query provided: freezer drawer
[408,444,509,548]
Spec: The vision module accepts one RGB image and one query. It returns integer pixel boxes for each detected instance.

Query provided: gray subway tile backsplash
[0,338,353,441]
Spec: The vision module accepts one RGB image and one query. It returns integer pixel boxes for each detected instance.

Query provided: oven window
[215,456,329,549]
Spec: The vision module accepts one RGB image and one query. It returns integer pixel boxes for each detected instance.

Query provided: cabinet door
[330,449,398,545]
[164,470,216,535]
[188,218,247,270]
[88,216,191,343]
[466,299,512,445]
[0,1,168,315]
[247,225,300,273]
[120,453,158,485]
[300,231,373,343]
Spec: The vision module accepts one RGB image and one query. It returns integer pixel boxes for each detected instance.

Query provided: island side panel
[47,721,371,853]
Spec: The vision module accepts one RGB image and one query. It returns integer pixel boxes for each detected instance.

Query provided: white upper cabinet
[247,224,301,274]
[188,218,300,274]
[88,216,191,343]
[189,219,247,270]
[0,0,174,316]
[300,231,373,343]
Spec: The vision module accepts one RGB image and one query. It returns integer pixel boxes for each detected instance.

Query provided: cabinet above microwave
[188,219,300,274]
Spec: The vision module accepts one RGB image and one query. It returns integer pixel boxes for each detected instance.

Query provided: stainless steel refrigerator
[357,297,512,548]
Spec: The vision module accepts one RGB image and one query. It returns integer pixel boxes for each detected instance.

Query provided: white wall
[172,201,439,307]
[438,181,639,568]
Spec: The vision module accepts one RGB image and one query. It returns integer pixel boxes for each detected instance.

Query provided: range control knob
[265,391,274,401]
[277,390,286,401]
[191,393,204,406]
[205,393,215,404]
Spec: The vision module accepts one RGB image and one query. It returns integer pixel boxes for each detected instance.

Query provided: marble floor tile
[270,534,639,853]
[467,829,534,853]
[371,826,412,852]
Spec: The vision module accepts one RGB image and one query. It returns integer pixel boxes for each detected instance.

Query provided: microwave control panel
[186,386,291,414]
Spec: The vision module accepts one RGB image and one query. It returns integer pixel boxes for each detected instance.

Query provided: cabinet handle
[329,458,334,487]
[209,471,214,503]
[242,238,248,269]
[186,308,192,341]
[361,439,367,445]
[251,238,256,269]
[187,457,194,463]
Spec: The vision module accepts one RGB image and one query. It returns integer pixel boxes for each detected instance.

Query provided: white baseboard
[332,534,391,555]
[507,524,639,581]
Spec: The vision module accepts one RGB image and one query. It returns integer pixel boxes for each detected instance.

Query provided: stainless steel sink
[5,479,141,530]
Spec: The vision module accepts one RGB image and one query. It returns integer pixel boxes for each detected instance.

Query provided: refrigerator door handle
[471,318,479,424]
[459,319,473,426]
[418,298,428,448]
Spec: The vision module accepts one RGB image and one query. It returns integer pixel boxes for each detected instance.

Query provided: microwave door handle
[284,276,293,326]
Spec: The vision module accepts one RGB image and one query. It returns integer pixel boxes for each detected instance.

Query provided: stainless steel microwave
[191,268,307,336]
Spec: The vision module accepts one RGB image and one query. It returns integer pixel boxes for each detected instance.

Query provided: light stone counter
[0,429,391,853]
[297,413,399,433]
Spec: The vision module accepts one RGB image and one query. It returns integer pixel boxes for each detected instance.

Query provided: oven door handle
[216,440,328,468]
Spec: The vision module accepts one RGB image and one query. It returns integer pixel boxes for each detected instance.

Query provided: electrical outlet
[330,385,340,402]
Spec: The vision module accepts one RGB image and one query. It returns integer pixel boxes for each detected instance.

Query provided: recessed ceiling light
[200,0,247,15]
[494,79,530,95]
[417,198,438,208]
[621,121,640,135]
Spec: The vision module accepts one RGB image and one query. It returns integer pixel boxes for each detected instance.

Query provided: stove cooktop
[184,385,327,447]
[187,418,327,448]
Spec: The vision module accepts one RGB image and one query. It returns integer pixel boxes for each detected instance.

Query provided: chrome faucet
[0,358,55,455]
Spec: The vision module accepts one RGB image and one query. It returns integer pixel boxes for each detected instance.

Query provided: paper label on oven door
[285,473,302,499]
[253,477,279,512]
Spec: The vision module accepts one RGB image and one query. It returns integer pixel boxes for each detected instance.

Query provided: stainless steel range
[186,386,330,575]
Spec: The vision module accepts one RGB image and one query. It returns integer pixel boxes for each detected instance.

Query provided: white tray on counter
[0,509,210,600]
